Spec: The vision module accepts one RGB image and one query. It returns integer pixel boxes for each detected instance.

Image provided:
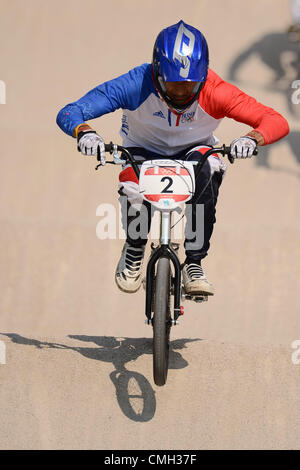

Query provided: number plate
[139,159,195,210]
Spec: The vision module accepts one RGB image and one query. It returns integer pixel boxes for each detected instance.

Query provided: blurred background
[0,0,299,345]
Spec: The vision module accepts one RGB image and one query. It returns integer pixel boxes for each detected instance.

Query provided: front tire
[152,257,171,386]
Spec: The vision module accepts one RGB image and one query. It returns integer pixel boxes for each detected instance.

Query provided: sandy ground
[0,0,300,450]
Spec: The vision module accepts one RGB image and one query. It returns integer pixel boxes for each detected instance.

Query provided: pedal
[181,286,208,303]
[187,295,208,303]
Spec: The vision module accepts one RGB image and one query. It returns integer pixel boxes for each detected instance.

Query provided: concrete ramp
[0,333,299,449]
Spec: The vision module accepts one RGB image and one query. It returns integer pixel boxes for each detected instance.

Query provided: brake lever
[95,141,125,170]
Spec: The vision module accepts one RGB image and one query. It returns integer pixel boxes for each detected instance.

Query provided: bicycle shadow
[0,332,200,422]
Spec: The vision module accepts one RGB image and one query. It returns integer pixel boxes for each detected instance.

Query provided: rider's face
[164,81,198,106]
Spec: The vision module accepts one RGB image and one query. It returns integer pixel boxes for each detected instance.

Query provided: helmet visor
[158,77,202,110]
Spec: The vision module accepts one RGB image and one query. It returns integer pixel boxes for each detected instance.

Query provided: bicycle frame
[100,142,237,325]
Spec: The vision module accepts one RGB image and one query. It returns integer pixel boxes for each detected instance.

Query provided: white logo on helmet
[173,23,196,78]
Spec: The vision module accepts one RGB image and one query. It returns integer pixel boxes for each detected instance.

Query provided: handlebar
[96,142,258,179]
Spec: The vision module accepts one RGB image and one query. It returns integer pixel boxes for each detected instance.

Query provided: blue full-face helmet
[152,20,209,112]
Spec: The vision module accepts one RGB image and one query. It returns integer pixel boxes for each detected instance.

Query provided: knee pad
[118,166,143,210]
[186,145,227,177]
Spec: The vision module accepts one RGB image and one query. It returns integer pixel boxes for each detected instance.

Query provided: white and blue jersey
[56,63,221,156]
[57,62,289,156]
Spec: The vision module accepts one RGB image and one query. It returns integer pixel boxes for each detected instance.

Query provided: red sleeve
[199,69,290,145]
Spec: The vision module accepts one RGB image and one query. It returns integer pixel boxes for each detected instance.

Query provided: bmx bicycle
[95,142,256,386]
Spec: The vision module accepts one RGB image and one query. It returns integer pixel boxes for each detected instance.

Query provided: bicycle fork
[145,210,183,325]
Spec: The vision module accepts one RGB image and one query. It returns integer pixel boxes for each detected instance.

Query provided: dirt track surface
[1,0,300,450]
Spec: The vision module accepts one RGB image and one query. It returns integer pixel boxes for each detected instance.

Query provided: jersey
[56,63,289,156]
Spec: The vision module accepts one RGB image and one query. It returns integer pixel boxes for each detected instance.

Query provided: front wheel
[152,256,172,386]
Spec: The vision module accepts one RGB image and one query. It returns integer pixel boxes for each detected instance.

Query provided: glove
[77,130,106,165]
[230,136,257,159]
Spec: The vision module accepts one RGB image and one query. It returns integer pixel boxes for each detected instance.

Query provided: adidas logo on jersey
[153,111,166,119]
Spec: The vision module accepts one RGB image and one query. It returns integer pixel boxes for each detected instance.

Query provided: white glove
[77,131,106,165]
[230,136,257,159]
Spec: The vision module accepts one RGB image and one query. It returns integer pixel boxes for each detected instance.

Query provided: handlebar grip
[104,143,113,153]
[225,145,258,164]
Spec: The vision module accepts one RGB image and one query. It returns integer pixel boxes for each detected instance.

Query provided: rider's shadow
[227,31,300,177]
[0,332,200,422]
[227,31,300,115]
